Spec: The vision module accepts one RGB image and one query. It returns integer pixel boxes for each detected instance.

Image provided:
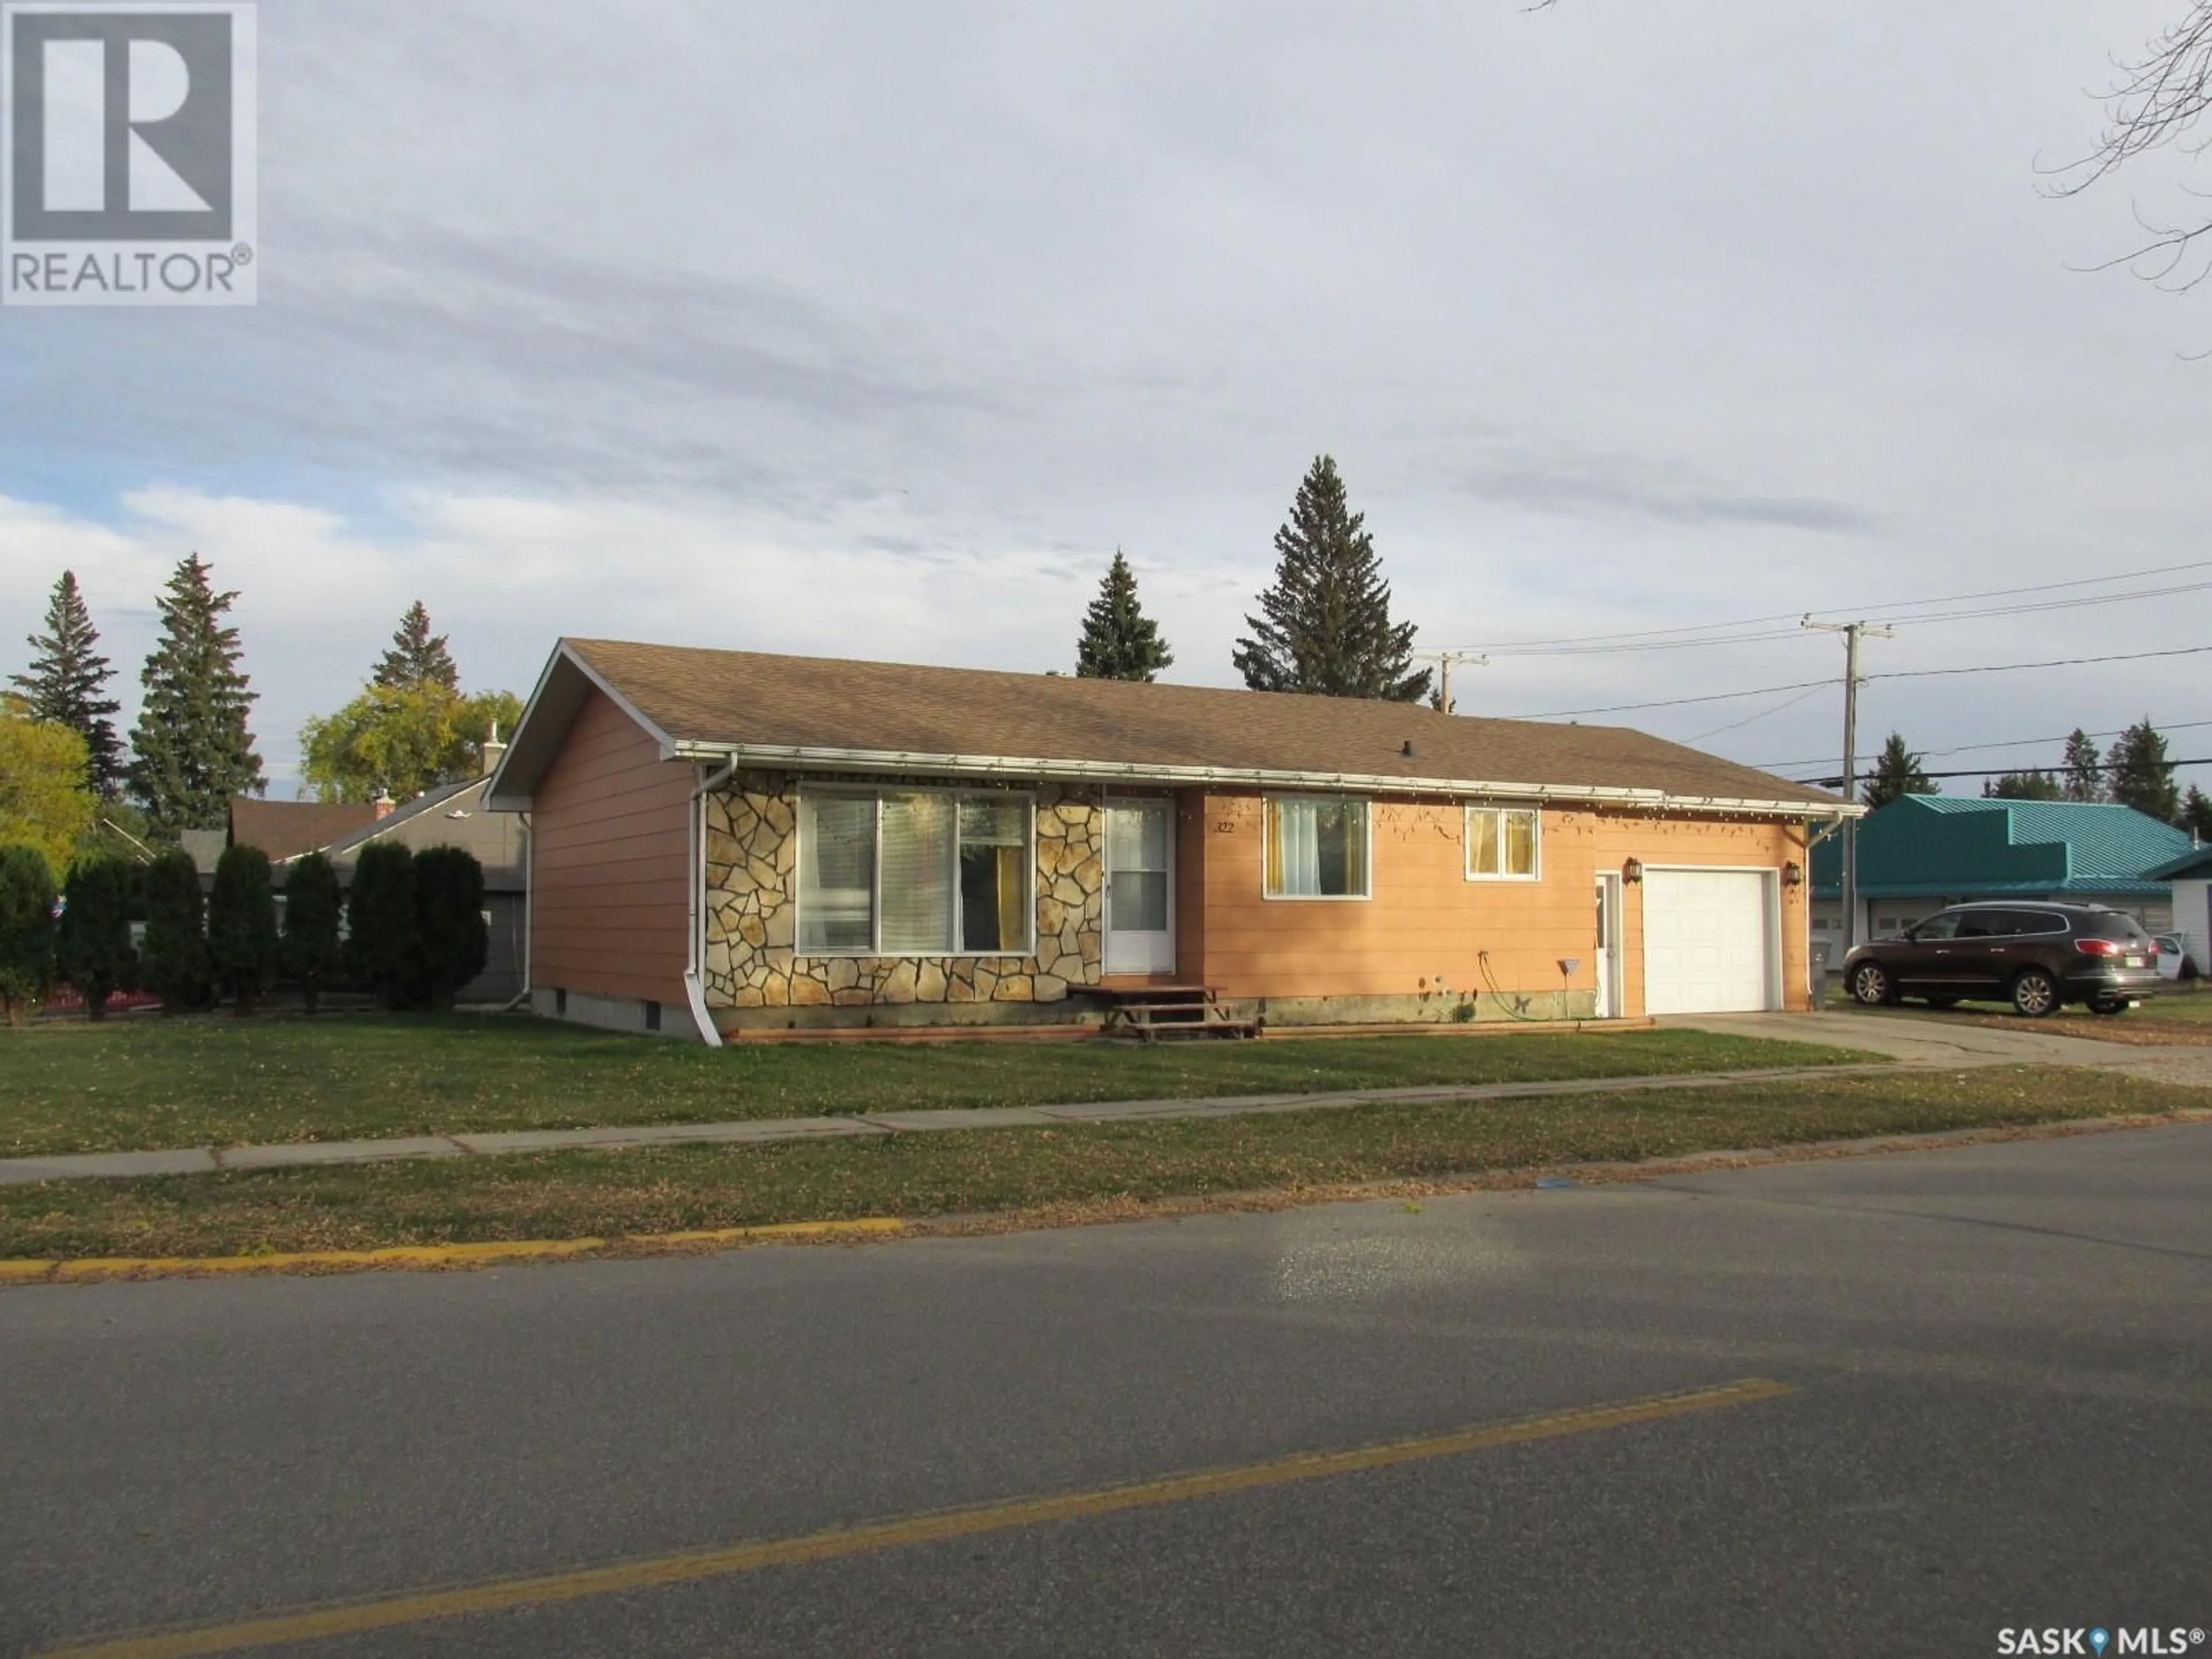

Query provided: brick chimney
[373,788,396,820]
[480,721,506,779]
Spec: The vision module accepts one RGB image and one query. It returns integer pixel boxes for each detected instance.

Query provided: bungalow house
[1810,795,2194,944]
[487,639,1850,1041]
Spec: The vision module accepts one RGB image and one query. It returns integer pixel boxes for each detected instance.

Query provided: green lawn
[0,1013,1874,1158]
[0,1066,2195,1260]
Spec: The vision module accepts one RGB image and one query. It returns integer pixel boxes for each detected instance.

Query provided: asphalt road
[4,1125,2209,1659]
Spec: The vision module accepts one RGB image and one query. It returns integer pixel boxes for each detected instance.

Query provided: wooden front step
[1096,985,1256,1041]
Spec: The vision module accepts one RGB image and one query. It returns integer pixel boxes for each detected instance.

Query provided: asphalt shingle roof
[552,638,1843,810]
[227,797,378,862]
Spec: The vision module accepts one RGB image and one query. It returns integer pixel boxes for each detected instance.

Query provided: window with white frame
[1465,805,1540,880]
[1264,796,1370,899]
[796,789,1033,955]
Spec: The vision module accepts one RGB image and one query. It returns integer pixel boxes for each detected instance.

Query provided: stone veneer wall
[701,773,1106,1013]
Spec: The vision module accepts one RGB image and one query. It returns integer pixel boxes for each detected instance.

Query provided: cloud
[4,0,2212,802]
[1459,457,1877,534]
[0,486,1246,792]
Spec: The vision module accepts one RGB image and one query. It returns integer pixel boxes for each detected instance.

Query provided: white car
[2154,933,2198,982]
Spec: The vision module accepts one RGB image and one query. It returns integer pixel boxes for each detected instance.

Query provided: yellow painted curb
[646,1217,907,1246]
[0,1217,906,1285]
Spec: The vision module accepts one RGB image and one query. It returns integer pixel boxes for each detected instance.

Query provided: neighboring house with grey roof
[283,767,529,1005]
[487,638,1855,1041]
[1810,795,2194,945]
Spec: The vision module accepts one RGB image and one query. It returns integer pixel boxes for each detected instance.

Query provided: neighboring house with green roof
[1810,794,2195,945]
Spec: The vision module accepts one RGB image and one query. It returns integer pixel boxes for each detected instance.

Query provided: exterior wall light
[1784,860,1804,887]
[1623,858,1643,884]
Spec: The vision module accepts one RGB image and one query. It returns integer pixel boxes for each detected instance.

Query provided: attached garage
[1642,868,1779,1014]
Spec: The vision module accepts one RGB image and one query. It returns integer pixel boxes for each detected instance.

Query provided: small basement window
[1264,796,1370,899]
[1466,805,1540,881]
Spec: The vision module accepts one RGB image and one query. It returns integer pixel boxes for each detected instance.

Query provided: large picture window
[1466,805,1540,880]
[797,795,874,950]
[796,789,1034,955]
[1264,796,1369,899]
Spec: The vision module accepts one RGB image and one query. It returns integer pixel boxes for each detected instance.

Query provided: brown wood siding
[1174,787,1207,982]
[1194,791,1811,1015]
[529,688,693,1007]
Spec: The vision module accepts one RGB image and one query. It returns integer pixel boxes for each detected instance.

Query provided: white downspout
[498,810,534,1014]
[685,754,740,1046]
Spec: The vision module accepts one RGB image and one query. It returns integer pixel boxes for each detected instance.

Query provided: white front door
[1594,874,1623,1018]
[1104,797,1175,975]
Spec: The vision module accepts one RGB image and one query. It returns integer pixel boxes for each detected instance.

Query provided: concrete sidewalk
[0,1058,1938,1186]
[8,1011,2203,1188]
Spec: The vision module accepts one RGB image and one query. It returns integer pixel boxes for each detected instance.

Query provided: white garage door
[1643,869,1775,1014]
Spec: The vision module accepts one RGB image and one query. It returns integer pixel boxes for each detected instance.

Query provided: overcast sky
[3,0,2209,798]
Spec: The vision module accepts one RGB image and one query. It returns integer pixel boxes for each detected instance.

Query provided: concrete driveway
[4,1123,2207,1658]
[1669,1009,2212,1088]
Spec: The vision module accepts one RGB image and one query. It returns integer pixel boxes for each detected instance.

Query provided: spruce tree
[11,571,123,798]
[1074,551,1175,681]
[1862,732,1938,809]
[128,554,263,838]
[2182,784,2212,842]
[208,844,279,1016]
[1232,456,1431,702]
[374,601,461,692]
[281,850,344,1015]
[1982,770,2062,801]
[56,853,134,1020]
[2062,729,2105,803]
[2107,717,2180,822]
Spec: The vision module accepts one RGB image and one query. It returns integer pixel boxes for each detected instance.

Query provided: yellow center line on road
[38,1376,1796,1659]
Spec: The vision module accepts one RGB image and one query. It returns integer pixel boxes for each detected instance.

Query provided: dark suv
[1842,902,2162,1018]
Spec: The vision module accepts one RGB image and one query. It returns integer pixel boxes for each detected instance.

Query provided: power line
[1482,627,1805,660]
[1680,682,1831,743]
[1468,558,2212,654]
[1877,643,2212,682]
[1861,580,2212,630]
[1509,677,1833,720]
[1752,717,2212,771]
[1794,757,2212,787]
[1503,643,2212,721]
[1479,579,2212,657]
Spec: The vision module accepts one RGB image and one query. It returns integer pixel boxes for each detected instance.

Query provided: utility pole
[1802,618,1893,953]
[1412,650,1489,714]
